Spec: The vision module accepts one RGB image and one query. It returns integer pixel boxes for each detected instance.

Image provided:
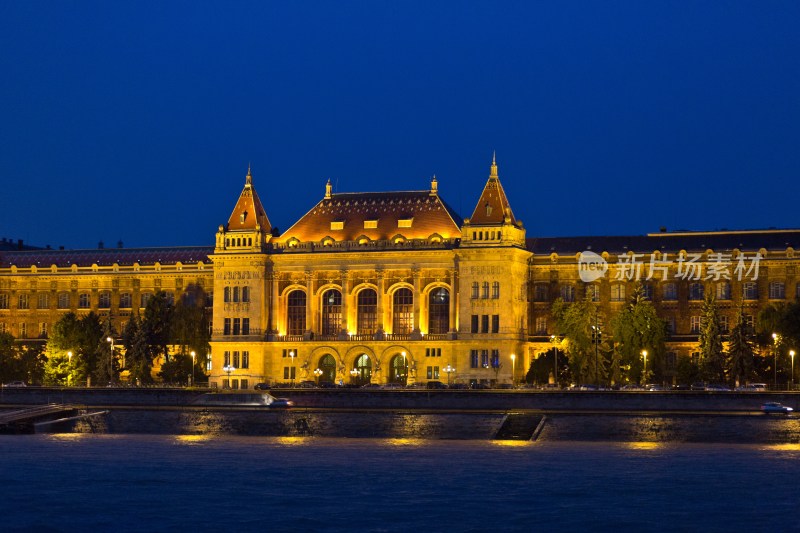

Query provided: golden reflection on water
[276,436,311,446]
[46,433,88,442]
[383,438,424,447]
[174,435,213,445]
[763,443,800,452]
[625,441,663,451]
[490,440,533,448]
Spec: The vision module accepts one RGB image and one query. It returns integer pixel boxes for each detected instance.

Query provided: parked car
[254,383,271,390]
[705,384,731,392]
[361,383,381,389]
[382,382,404,389]
[297,380,318,389]
[426,381,447,390]
[736,383,768,392]
[690,382,707,391]
[761,402,793,414]
[2,381,26,388]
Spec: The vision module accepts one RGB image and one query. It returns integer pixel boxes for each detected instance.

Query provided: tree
[609,283,666,385]
[170,284,211,382]
[728,304,755,387]
[699,292,726,383]
[93,319,119,386]
[122,316,154,385]
[45,312,103,386]
[142,291,173,365]
[552,297,606,385]
[0,332,22,383]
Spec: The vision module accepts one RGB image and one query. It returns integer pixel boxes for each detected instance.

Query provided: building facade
[1,159,799,387]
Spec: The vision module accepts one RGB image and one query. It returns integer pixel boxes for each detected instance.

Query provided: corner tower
[215,166,272,253]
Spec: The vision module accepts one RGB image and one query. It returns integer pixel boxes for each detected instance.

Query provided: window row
[223,317,251,336]
[469,349,501,369]
[285,287,450,336]
[223,286,250,303]
[225,236,253,247]
[470,314,500,334]
[222,350,250,369]
[0,291,183,310]
[470,281,500,299]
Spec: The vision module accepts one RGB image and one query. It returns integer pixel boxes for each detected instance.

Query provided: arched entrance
[389,353,409,385]
[354,354,372,385]
[318,354,337,384]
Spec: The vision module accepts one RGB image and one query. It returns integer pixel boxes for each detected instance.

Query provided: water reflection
[173,435,212,445]
[383,437,424,447]
[625,441,663,451]
[490,439,533,447]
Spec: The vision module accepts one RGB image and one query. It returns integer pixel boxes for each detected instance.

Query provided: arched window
[287,290,307,336]
[392,288,413,334]
[319,354,337,384]
[491,282,500,299]
[354,354,372,384]
[481,282,489,299]
[428,288,449,335]
[389,353,408,385]
[321,289,342,335]
[357,289,377,335]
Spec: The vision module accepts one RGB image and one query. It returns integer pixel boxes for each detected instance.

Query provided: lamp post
[641,350,648,385]
[550,335,559,387]
[289,350,295,387]
[401,351,407,385]
[443,364,455,386]
[223,364,235,389]
[190,351,196,387]
[772,333,778,390]
[510,354,516,386]
[350,368,359,385]
[106,336,115,385]
[790,349,795,391]
[313,368,323,385]
[591,319,601,388]
[67,351,73,387]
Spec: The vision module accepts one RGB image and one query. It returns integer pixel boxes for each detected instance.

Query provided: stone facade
[1,159,798,388]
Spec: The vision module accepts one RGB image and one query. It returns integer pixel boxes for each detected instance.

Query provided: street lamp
[772,333,778,390]
[67,351,73,387]
[550,335,559,387]
[289,350,295,387]
[350,368,359,384]
[790,349,795,390]
[591,321,601,388]
[510,354,516,386]
[313,368,323,385]
[106,336,115,385]
[641,350,648,385]
[401,351,407,385]
[223,364,235,389]
[443,364,455,386]
[190,351,196,387]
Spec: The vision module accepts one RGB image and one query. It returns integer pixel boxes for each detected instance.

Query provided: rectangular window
[742,282,758,300]
[611,284,626,302]
[233,318,240,336]
[769,281,785,300]
[470,350,479,368]
[560,285,575,302]
[224,318,231,335]
[716,282,731,301]
[690,315,701,334]
[231,379,239,390]
[20,323,27,338]
[364,220,378,229]
[491,349,500,368]
[662,283,677,301]
[0,293,8,309]
[283,367,296,380]
[641,283,653,300]
[691,351,700,366]
[140,292,152,308]
[481,350,489,368]
[98,292,111,309]
[241,351,249,369]
[39,322,47,337]
[119,293,132,309]
[471,282,479,299]
[481,282,489,299]
[719,315,730,334]
[491,282,500,299]
[240,379,249,390]
[58,292,70,309]
[397,218,413,228]
[743,314,754,334]
[534,284,548,302]
[233,351,240,368]
[471,315,479,334]
[282,348,298,358]
[491,315,499,334]
[666,352,677,370]
[78,293,90,308]
[665,316,676,335]
[586,284,599,302]
[330,221,345,230]
[535,316,547,335]
[242,318,250,335]
[18,294,29,310]
[426,366,439,380]
[37,293,49,309]
[224,351,231,366]
[481,315,489,334]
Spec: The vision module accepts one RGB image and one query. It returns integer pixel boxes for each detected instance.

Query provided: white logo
[578,251,608,282]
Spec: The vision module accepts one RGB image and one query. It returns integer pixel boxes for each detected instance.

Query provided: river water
[2,435,799,532]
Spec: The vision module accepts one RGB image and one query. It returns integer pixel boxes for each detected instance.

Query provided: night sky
[2,1,799,250]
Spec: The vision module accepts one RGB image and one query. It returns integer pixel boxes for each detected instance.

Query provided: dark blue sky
[1,1,798,249]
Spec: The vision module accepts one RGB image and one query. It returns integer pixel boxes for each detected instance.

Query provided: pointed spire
[245,164,252,187]
[490,151,498,179]
[325,178,332,199]
[430,174,438,196]
[469,153,517,225]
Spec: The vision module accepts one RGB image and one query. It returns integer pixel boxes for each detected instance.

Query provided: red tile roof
[226,168,271,233]
[469,156,517,225]
[0,246,213,268]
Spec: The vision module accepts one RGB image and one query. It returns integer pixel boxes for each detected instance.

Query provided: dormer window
[240,211,248,223]
[364,220,378,229]
[331,221,345,231]
[398,218,413,228]
[485,203,492,216]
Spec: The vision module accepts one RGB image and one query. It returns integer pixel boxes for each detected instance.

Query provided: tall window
[611,284,626,302]
[560,285,575,302]
[428,288,449,335]
[742,282,758,300]
[78,293,90,309]
[662,282,677,301]
[491,282,500,299]
[535,316,547,335]
[18,294,29,310]
[0,294,8,309]
[769,281,785,300]
[471,282,479,299]
[690,315,701,334]
[585,284,600,302]
[716,281,731,300]
[481,282,489,299]
[119,293,132,309]
[242,318,250,335]
[287,290,307,336]
[392,288,413,334]
[641,283,653,300]
[471,315,479,334]
[470,350,479,368]
[224,287,230,302]
[689,283,704,301]
[140,292,152,308]
[232,286,240,303]
[57,292,69,309]
[98,292,111,309]
[37,293,49,309]
[321,289,342,335]
[719,315,730,334]
[534,284,548,302]
[491,315,499,334]
[481,315,489,334]
[242,286,250,303]
[357,289,378,335]
[224,318,231,335]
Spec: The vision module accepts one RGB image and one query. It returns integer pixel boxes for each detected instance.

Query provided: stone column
[412,268,421,337]
[270,273,279,335]
[376,270,385,338]
[305,271,314,336]
[449,268,458,335]
[340,270,350,334]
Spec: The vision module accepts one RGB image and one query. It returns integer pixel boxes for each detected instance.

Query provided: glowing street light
[67,351,73,387]
[790,349,796,390]
[106,336,115,385]
[223,364,236,389]
[190,351,196,387]
[510,354,516,386]
[313,368,323,385]
[641,350,648,385]
[289,350,296,387]
[443,364,455,386]
[350,368,359,384]
[772,333,778,390]
[550,335,560,387]
[401,351,407,385]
